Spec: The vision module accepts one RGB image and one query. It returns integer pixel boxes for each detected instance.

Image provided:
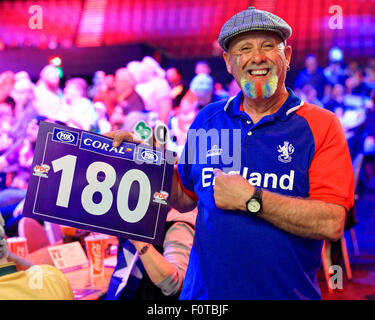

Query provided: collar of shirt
[0,262,17,277]
[225,87,304,122]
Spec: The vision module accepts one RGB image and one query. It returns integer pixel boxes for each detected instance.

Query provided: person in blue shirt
[110,7,354,300]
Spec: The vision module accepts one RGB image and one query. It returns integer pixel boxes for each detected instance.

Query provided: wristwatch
[138,244,150,255]
[246,187,263,214]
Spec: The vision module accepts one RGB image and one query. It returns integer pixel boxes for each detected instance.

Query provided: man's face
[223,31,291,100]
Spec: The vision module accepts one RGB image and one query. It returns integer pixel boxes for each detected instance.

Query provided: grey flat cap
[218,6,292,51]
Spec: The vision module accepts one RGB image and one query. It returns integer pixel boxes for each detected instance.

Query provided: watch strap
[139,244,150,255]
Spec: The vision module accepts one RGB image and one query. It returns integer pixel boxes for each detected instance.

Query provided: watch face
[247,199,261,213]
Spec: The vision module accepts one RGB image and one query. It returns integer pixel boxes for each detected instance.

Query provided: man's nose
[251,49,267,64]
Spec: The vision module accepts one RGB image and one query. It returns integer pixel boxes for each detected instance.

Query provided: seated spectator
[189,73,224,110]
[194,60,211,75]
[0,99,15,154]
[294,54,329,100]
[323,83,347,115]
[300,84,324,108]
[59,78,98,131]
[166,67,189,109]
[9,74,38,141]
[93,74,117,117]
[34,65,63,121]
[106,207,197,300]
[0,71,15,104]
[94,102,111,134]
[345,69,372,98]
[364,64,375,92]
[0,213,74,300]
[114,67,145,117]
[87,70,105,100]
[130,57,172,124]
[324,47,347,86]
[169,90,199,156]
[214,82,229,100]
[0,115,46,236]
[227,78,241,97]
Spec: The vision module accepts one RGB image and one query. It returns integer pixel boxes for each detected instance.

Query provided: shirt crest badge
[277,141,294,163]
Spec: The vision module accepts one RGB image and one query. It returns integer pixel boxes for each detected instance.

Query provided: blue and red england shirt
[177,88,354,300]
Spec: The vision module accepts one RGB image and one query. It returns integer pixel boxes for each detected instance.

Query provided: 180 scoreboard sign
[23,121,174,245]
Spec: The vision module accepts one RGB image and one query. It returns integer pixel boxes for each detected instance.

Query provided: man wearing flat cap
[111,7,354,299]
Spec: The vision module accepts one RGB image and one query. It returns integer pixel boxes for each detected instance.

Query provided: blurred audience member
[87,70,105,99]
[35,65,63,119]
[0,115,46,236]
[323,83,347,115]
[324,47,347,86]
[195,60,211,75]
[294,54,329,99]
[34,65,63,120]
[0,100,14,154]
[115,67,145,116]
[0,213,74,300]
[59,78,98,131]
[214,82,229,100]
[169,90,199,156]
[300,84,324,108]
[94,102,111,134]
[345,69,372,98]
[106,208,196,300]
[132,57,172,124]
[345,60,361,78]
[0,71,15,104]
[166,67,189,109]
[189,74,223,110]
[227,78,241,97]
[9,74,38,140]
[93,74,117,117]
[364,64,375,92]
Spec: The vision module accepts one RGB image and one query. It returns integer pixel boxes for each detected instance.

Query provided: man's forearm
[258,190,346,241]
[169,167,196,213]
[213,169,347,242]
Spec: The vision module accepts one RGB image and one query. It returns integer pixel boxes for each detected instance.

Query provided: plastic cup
[84,234,108,277]
[6,237,28,258]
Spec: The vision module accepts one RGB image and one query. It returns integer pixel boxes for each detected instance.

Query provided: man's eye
[263,44,274,48]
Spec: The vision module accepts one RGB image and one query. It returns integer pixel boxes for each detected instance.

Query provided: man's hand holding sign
[22,121,174,246]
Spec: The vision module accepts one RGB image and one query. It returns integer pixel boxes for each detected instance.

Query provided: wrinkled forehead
[228,30,284,50]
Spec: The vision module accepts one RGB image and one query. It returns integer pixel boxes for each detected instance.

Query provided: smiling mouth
[247,68,270,77]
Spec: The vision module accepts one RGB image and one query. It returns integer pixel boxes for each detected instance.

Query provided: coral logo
[52,128,78,145]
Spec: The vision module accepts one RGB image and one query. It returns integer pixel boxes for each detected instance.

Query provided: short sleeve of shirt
[297,104,354,211]
[177,117,200,201]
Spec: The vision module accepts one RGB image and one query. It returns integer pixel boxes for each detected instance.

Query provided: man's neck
[0,258,8,265]
[242,87,289,124]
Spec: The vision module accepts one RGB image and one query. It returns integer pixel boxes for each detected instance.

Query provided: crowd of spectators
[0,49,375,240]
[0,57,226,237]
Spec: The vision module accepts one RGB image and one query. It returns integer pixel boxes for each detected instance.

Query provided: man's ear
[284,45,292,66]
[223,51,232,74]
